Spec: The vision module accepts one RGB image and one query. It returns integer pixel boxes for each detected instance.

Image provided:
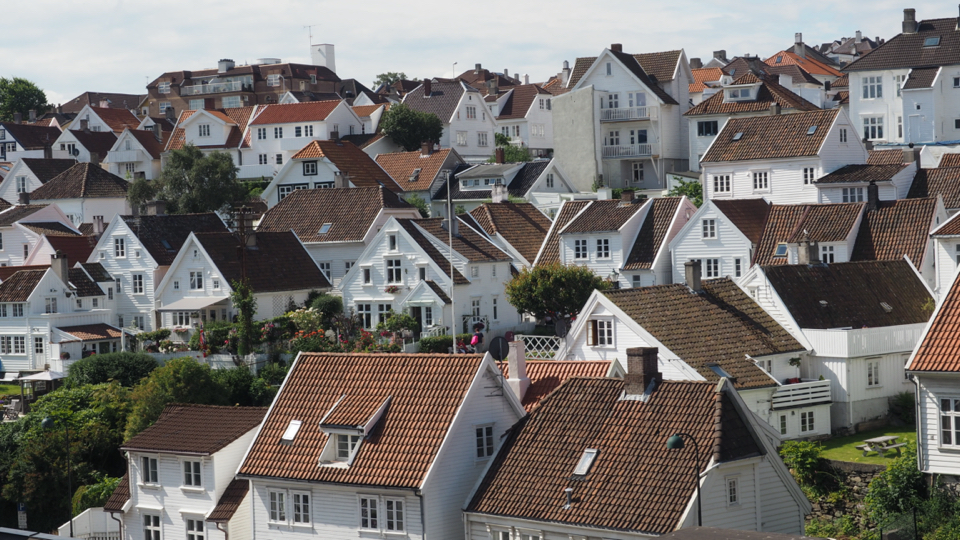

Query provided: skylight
[923,36,940,47]
[708,363,734,379]
[281,419,302,444]
[774,242,788,257]
[318,223,332,234]
[733,132,744,141]
[573,448,599,476]
[880,301,893,313]
[161,239,174,251]
[775,56,783,64]
[807,126,817,135]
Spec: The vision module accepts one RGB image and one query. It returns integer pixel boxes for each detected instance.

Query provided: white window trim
[866,358,882,388]
[590,317,615,348]
[139,455,160,487]
[180,458,203,492]
[938,396,960,449]
[475,423,495,460]
[725,476,740,506]
[751,170,771,193]
[268,488,288,524]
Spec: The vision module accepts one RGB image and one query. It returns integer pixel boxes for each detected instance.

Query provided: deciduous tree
[373,72,407,88]
[0,77,49,121]
[379,104,443,151]
[505,263,610,321]
[141,145,248,214]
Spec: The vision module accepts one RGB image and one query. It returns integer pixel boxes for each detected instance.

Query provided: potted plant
[59,352,70,360]
[384,285,401,294]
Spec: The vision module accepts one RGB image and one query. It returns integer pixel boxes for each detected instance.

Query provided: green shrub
[66,352,159,387]
[420,336,454,353]
[865,442,926,525]
[778,440,823,486]
[890,391,916,425]
[309,294,343,325]
[805,515,859,538]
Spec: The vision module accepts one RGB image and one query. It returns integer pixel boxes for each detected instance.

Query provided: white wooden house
[554,268,832,440]
[464,202,552,269]
[165,107,258,169]
[68,105,141,134]
[492,84,555,157]
[740,258,932,431]
[402,79,499,162]
[29,163,132,227]
[104,127,169,181]
[102,404,266,540]
[0,203,82,267]
[0,158,75,204]
[50,128,117,164]
[230,350,525,540]
[0,122,63,162]
[375,146,466,205]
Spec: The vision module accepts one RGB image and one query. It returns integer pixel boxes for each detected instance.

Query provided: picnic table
[856,435,907,457]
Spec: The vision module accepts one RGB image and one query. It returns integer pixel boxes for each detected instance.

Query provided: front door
[409,307,423,337]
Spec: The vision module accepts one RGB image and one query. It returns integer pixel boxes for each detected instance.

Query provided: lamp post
[666,432,702,527]
[42,416,72,537]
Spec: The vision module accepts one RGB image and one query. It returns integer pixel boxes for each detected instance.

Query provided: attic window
[880,301,893,313]
[410,168,421,182]
[732,132,744,141]
[281,419,302,444]
[775,56,783,64]
[806,126,817,135]
[573,448,599,476]
[708,363,735,380]
[923,36,940,47]
[774,243,788,257]
[318,223,332,234]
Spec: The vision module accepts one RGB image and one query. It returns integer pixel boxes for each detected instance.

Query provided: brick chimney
[685,260,702,292]
[623,347,661,397]
[903,8,918,34]
[495,147,505,164]
[620,190,635,206]
[51,250,69,285]
[610,43,623,53]
[43,144,52,159]
[420,142,432,156]
[329,130,339,141]
[423,79,432,97]
[713,50,727,61]
[506,340,530,401]
[474,63,482,73]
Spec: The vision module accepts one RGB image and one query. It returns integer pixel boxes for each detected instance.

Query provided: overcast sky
[3,0,952,107]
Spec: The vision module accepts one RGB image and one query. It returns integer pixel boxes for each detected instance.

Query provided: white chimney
[506,340,530,401]
[523,73,529,85]
[311,43,336,73]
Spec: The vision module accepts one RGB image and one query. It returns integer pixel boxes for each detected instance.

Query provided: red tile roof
[844,18,960,72]
[867,149,905,165]
[352,104,383,118]
[685,73,820,117]
[468,202,552,264]
[47,235,98,266]
[376,148,458,192]
[250,100,342,125]
[122,403,266,454]
[815,163,909,184]
[291,140,401,192]
[121,213,227,266]
[939,154,960,168]
[127,129,170,160]
[907,167,960,209]
[702,109,839,163]
[764,51,842,77]
[910,265,960,372]
[238,352,488,487]
[499,360,611,411]
[753,203,864,266]
[102,473,129,512]
[209,479,249,522]
[395,219,468,284]
[689,67,725,93]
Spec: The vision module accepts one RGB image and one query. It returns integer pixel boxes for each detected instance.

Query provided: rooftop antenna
[304,25,316,45]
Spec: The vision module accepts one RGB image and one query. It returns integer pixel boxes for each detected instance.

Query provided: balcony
[237,163,278,179]
[600,106,657,122]
[803,324,926,358]
[181,80,250,96]
[602,143,657,159]
[107,149,149,163]
[771,379,832,410]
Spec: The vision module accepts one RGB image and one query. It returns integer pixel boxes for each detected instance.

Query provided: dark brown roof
[0,269,46,301]
[536,200,591,265]
[753,203,864,266]
[910,261,960,372]
[413,218,512,263]
[712,199,771,245]
[608,50,678,105]
[868,149,906,165]
[496,85,550,120]
[904,67,940,89]
[844,18,960,72]
[815,163,909,184]
[940,154,960,168]
[467,378,762,535]
[123,404,265,454]
[562,199,647,234]
[703,109,838,163]
[424,280,451,304]
[31,163,129,200]
[127,129,170,160]
[257,186,414,243]
[908,167,960,208]
[47,236,98,266]
[68,130,117,157]
[604,279,802,389]
[238,352,487,487]
[763,260,932,329]
[63,92,144,114]
[122,213,227,266]
[851,198,937,265]
[402,81,468,123]
[0,265,47,281]
[19,158,77,183]
[685,74,819,117]
[832,74,849,88]
[396,219,468,284]
[432,161,551,201]
[290,140,401,192]
[208,479,249,522]
[0,123,62,149]
[67,267,105,297]
[102,473,130,512]
[58,323,121,341]
[468,203,551,264]
[194,231,331,292]
[22,222,79,237]
[499,360,611,411]
[623,197,682,270]
[80,262,113,282]
[376,148,458,192]
[0,205,47,227]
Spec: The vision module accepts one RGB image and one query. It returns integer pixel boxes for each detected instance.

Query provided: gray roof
[402,80,476,123]
[457,163,520,179]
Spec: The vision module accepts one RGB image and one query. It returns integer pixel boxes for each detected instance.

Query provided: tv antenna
[304,25,317,45]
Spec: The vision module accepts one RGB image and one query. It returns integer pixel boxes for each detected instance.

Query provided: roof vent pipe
[563,488,573,510]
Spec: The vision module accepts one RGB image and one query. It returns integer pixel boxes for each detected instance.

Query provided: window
[45,297,57,314]
[22,244,28,259]
[198,124,210,137]
[491,265,496,277]
[956,243,960,265]
[377,303,392,325]
[729,88,750,99]
[596,238,610,259]
[360,497,378,529]
[734,258,742,278]
[388,234,397,251]
[704,258,720,278]
[0,337,9,354]
[470,266,479,278]
[363,269,371,284]
[132,274,144,294]
[605,130,620,146]
[16,177,27,193]
[840,128,848,143]
[159,102,171,113]
[274,127,283,139]
[842,187,864,203]
[34,337,43,354]
[492,296,498,320]
[158,81,171,94]
[186,519,203,540]
[574,239,587,259]
[221,96,241,108]
[588,319,614,346]
[862,76,882,99]
[954,77,960,88]
[546,173,554,188]
[337,433,361,460]
[803,167,815,184]
[940,398,960,446]
[713,174,731,193]
[269,490,287,522]
[821,245,835,263]
[267,74,281,87]
[895,74,906,97]
[779,414,787,435]
[478,132,488,146]
[143,515,161,540]
[345,261,354,273]
[386,259,401,283]
[466,106,477,119]
[727,478,739,505]
[141,456,158,484]
[294,126,302,137]
[13,336,24,354]
[257,127,267,140]
[774,243,788,258]
[702,219,716,239]
[303,125,314,137]
[605,62,612,76]
[697,121,719,137]
[456,131,467,146]
[752,171,769,191]
[867,359,881,387]
[114,238,125,257]
[212,278,220,290]
[276,154,283,165]
[863,116,884,140]
[800,411,815,432]
[258,153,268,165]
[93,298,99,308]
[293,492,311,524]
[424,306,433,326]
[476,425,495,458]
[303,161,318,175]
[632,163,643,183]
[607,93,619,109]
[190,271,203,290]
[899,116,905,138]
[190,98,204,110]
[923,36,940,47]
[385,499,404,532]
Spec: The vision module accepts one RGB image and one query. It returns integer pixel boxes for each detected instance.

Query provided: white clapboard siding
[699,461,758,531]
[759,457,803,533]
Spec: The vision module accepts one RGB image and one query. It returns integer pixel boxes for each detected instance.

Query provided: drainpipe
[215,522,228,540]
[109,511,123,540]
[913,374,924,471]
[415,489,427,540]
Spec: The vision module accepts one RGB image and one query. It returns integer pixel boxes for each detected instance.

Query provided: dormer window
[728,88,751,100]
[337,434,361,459]
[318,395,390,467]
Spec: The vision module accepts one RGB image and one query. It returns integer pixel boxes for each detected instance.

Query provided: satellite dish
[488,336,509,361]
[71,148,79,157]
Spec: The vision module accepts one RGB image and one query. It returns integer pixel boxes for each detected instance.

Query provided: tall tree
[373,72,407,88]
[143,145,248,214]
[505,263,610,321]
[379,104,444,151]
[0,77,49,121]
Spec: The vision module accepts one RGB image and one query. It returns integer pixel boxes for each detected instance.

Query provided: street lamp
[42,416,72,537]
[666,432,702,527]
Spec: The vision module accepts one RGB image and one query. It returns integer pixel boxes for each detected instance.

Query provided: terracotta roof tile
[939,154,960,168]
[238,352,486,487]
[19,159,77,183]
[258,186,413,243]
[424,280,451,304]
[844,18,960,72]
[468,202,551,264]
[209,479,249,522]
[58,323,121,341]
[702,109,839,163]
[562,199,647,234]
[603,279,801,389]
[351,104,383,118]
[910,263,960,372]
[608,50,678,105]
[685,74,820,116]
[851,198,937,265]
[414,217,512,263]
[907,167,960,209]
[432,161,551,201]
[121,213,227,266]
[123,403,266,454]
[712,199,771,245]
[194,231,331,292]
[376,148,457,192]
[395,219,469,284]
[753,203,863,266]
[815,163,909,184]
[467,378,762,534]
[689,68,725,93]
[102,473,129,512]
[536,200,591,265]
[250,101,342,125]
[290,140,401,192]
[0,269,45,301]
[764,64,824,86]
[88,107,140,133]
[566,51,681,90]
[167,107,256,152]
[764,51,842,77]
[832,74,849,88]
[0,265,47,281]
[498,360,611,411]
[762,260,932,329]
[30,163,129,200]
[868,149,906,165]
[623,197,682,270]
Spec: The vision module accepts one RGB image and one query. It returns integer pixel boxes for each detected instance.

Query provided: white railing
[58,507,120,539]
[804,323,926,358]
[182,80,245,96]
[237,163,278,179]
[515,334,563,360]
[600,106,655,121]
[771,379,832,410]
[106,149,148,163]
[420,326,447,339]
[602,143,654,158]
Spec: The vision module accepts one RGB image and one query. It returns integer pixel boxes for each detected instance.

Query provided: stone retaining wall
[806,460,886,529]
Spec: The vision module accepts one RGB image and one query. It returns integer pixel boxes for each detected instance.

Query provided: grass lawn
[0,384,20,397]
[818,426,917,465]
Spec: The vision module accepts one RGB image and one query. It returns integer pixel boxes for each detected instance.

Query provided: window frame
[182,459,202,488]
[752,170,770,192]
[697,120,719,137]
[143,514,161,540]
[702,219,717,239]
[713,174,731,194]
[384,498,405,532]
[588,318,615,347]
[595,238,610,259]
[359,496,379,530]
[303,161,318,176]
[939,397,960,448]
[292,490,312,525]
[573,239,588,260]
[475,424,495,459]
[268,489,288,523]
[867,358,881,387]
[726,476,739,506]
[185,517,204,540]
[800,410,815,433]
[140,455,159,485]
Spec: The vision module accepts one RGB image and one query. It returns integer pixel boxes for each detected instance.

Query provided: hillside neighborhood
[1,5,960,540]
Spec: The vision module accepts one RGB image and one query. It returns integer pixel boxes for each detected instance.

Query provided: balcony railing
[181,80,249,96]
[515,334,563,359]
[771,379,832,410]
[602,143,655,158]
[600,106,656,122]
[107,149,148,163]
[237,164,278,179]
